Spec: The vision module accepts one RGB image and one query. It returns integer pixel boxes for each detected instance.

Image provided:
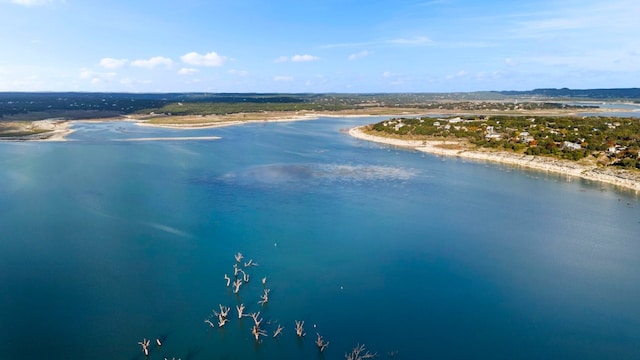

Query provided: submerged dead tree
[236,303,246,318]
[258,288,270,305]
[137,338,151,357]
[295,320,305,337]
[315,333,329,352]
[233,278,242,294]
[273,324,284,338]
[345,343,377,360]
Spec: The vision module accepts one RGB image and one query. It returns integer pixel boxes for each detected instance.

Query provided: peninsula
[348,114,640,191]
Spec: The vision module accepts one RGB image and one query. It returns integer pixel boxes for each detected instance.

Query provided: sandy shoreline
[348,126,640,192]
[0,120,76,142]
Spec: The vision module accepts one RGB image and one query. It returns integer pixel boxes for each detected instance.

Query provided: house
[484,126,501,140]
[607,145,626,155]
[563,141,582,150]
[519,131,534,143]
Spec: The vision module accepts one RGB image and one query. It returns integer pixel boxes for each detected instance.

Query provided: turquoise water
[1,117,640,359]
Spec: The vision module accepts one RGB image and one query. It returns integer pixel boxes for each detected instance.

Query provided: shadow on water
[192,162,418,190]
[185,347,202,360]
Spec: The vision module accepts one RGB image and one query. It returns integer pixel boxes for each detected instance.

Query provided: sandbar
[117,136,221,141]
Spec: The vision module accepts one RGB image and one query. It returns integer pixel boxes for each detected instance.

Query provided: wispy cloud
[274,56,289,63]
[322,35,433,49]
[120,78,152,86]
[79,67,116,84]
[382,71,410,85]
[292,54,319,62]
[7,0,56,6]
[131,56,173,69]
[98,58,128,69]
[382,71,400,78]
[512,17,586,39]
[386,36,433,46]
[446,70,469,80]
[228,69,249,77]
[177,68,199,75]
[181,51,227,67]
[273,75,293,82]
[348,50,369,60]
[418,0,450,6]
[276,54,320,62]
[509,0,640,40]
[528,50,640,72]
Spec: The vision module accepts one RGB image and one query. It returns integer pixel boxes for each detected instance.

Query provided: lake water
[1,116,639,360]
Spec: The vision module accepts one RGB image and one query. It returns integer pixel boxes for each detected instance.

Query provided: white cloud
[273,75,293,82]
[291,54,320,62]
[276,54,320,63]
[348,50,369,60]
[131,56,173,69]
[177,68,199,75]
[180,51,227,67]
[99,58,128,69]
[228,69,249,77]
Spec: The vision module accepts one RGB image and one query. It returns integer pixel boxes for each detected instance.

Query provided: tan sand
[0,120,76,141]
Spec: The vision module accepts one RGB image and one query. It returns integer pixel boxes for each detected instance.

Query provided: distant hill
[497,88,640,100]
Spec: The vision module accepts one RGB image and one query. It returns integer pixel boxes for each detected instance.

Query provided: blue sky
[0,0,638,92]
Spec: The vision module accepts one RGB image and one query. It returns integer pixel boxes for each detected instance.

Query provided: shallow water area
[0,116,639,359]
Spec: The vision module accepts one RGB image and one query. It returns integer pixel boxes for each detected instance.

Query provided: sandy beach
[349,126,640,192]
[0,120,75,141]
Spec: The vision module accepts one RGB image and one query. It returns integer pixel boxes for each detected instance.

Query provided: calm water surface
[1,117,639,359]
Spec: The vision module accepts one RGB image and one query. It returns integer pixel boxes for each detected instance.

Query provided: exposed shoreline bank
[348,126,640,192]
[0,120,75,142]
